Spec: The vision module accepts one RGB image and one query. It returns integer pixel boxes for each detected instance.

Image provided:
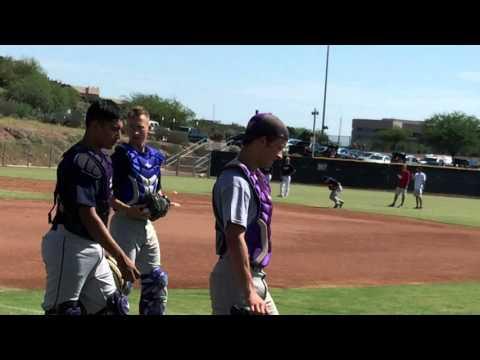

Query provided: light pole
[321,45,330,137]
[311,108,319,158]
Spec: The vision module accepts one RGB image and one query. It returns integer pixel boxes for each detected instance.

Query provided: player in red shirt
[388,164,411,208]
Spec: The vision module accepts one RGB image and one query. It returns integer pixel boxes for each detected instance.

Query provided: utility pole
[311,108,319,158]
[321,45,330,137]
[337,116,343,145]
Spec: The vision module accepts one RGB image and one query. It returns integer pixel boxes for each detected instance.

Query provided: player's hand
[170,201,181,208]
[116,255,140,283]
[125,204,150,220]
[247,290,267,315]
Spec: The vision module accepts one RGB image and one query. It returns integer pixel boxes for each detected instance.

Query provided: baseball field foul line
[0,303,43,315]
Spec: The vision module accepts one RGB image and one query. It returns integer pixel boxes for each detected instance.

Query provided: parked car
[336,147,351,158]
[357,151,375,160]
[288,141,311,156]
[149,120,160,134]
[227,133,244,147]
[364,153,391,164]
[420,156,441,166]
[391,152,406,163]
[187,128,208,143]
[287,138,303,147]
[405,155,420,165]
[347,149,363,159]
[308,143,330,156]
[453,158,479,168]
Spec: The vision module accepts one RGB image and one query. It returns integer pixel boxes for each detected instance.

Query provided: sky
[1,45,479,137]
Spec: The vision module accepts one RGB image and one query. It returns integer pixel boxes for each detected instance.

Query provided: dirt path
[1,189,480,289]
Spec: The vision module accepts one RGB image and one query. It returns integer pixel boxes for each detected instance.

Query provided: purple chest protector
[219,159,274,268]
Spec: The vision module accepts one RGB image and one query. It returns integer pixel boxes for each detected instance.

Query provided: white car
[357,152,375,160]
[364,153,391,164]
[405,155,420,165]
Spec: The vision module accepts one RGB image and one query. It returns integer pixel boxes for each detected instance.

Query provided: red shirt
[398,169,411,188]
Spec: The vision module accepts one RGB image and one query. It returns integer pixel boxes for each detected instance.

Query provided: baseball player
[262,167,273,183]
[110,106,170,315]
[210,112,289,315]
[323,176,344,208]
[389,164,411,208]
[413,167,427,209]
[41,100,140,315]
[279,156,296,197]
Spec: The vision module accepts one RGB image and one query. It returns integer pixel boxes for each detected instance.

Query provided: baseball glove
[144,192,171,221]
[106,255,130,295]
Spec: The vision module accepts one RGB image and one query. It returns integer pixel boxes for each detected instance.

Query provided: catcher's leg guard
[45,300,85,315]
[139,266,168,315]
[96,290,129,315]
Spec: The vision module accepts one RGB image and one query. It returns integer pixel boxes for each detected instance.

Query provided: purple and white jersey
[112,143,165,205]
[212,159,273,268]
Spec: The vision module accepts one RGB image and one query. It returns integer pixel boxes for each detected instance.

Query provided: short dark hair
[242,113,289,145]
[85,99,121,128]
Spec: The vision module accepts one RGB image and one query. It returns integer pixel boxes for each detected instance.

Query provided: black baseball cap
[243,113,289,144]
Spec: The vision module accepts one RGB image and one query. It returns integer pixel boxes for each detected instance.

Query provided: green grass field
[2,166,480,227]
[3,283,480,315]
[2,167,480,315]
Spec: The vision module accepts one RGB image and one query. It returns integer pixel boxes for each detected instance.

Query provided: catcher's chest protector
[118,143,164,204]
[221,159,273,268]
[49,144,112,237]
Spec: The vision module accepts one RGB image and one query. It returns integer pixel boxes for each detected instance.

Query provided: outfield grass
[0,189,51,201]
[3,283,480,315]
[1,168,479,227]
[0,166,57,181]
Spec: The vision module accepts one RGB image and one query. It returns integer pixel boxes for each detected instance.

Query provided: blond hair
[127,106,150,120]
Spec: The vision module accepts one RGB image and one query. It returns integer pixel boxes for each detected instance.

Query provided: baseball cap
[243,113,289,144]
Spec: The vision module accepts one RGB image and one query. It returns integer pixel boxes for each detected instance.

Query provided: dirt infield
[2,183,480,290]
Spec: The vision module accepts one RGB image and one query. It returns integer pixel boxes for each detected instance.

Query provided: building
[72,86,100,98]
[351,118,423,145]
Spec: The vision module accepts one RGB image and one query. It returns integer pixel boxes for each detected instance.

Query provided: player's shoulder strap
[145,144,165,165]
[48,143,105,224]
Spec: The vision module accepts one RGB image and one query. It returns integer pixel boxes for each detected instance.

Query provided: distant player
[323,176,344,208]
[262,167,273,183]
[279,157,296,198]
[389,164,411,208]
[413,167,427,209]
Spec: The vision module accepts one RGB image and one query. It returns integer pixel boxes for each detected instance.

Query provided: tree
[422,112,480,157]
[0,56,45,88]
[5,72,54,115]
[298,129,312,142]
[126,93,196,128]
[374,128,411,151]
[286,126,298,139]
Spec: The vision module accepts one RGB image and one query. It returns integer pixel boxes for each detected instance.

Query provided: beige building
[351,118,423,144]
[72,86,100,97]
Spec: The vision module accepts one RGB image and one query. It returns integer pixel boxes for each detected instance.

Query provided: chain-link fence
[0,139,209,169]
[0,141,77,168]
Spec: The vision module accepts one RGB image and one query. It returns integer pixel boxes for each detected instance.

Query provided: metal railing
[164,138,209,167]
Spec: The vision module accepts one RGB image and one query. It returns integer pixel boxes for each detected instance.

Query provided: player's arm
[225,223,267,315]
[78,206,140,282]
[110,196,150,220]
